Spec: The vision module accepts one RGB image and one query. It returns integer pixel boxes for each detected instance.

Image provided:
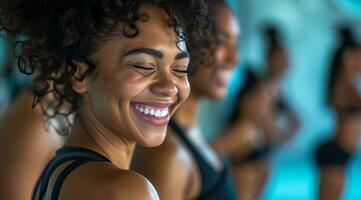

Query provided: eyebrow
[124,48,190,60]
[124,48,164,59]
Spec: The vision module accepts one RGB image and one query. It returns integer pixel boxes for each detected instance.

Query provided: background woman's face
[190,5,240,100]
[83,5,190,147]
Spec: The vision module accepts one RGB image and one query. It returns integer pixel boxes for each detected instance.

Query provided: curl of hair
[0,0,215,122]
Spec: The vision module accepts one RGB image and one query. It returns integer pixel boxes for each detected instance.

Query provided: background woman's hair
[263,25,282,57]
[0,0,215,123]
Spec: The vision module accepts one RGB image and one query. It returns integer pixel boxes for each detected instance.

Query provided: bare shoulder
[0,89,64,165]
[0,90,44,135]
[103,168,159,200]
[0,90,64,200]
[59,162,159,200]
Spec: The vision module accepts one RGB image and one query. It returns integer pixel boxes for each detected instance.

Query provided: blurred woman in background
[131,1,240,199]
[214,69,273,200]
[315,27,361,200]
[213,26,299,200]
[0,89,67,200]
[0,31,68,200]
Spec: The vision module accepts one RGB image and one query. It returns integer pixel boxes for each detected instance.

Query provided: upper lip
[131,101,174,108]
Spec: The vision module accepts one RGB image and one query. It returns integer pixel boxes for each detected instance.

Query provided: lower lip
[132,107,170,126]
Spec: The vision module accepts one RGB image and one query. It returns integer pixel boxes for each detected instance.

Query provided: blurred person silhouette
[0,27,68,200]
[214,68,272,200]
[131,0,241,199]
[315,27,361,200]
[262,26,299,136]
[212,26,299,200]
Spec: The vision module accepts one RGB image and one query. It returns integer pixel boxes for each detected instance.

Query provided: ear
[72,61,90,94]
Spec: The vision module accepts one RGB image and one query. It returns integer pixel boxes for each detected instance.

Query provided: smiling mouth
[131,102,172,126]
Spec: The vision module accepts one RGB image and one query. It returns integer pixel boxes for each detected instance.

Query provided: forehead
[119,4,181,51]
[216,6,240,39]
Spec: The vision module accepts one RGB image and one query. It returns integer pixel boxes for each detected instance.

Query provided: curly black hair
[0,0,215,121]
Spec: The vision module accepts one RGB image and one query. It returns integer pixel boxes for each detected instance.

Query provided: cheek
[112,70,151,100]
[178,78,190,103]
[117,78,148,99]
[215,47,227,64]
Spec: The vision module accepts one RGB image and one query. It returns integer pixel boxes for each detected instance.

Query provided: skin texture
[0,90,65,200]
[317,47,361,200]
[131,5,240,200]
[35,5,190,200]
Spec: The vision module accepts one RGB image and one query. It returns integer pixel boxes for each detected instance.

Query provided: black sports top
[32,146,110,200]
[169,119,237,200]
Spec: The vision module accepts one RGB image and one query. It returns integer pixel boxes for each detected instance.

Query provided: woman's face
[80,5,190,147]
[190,5,240,100]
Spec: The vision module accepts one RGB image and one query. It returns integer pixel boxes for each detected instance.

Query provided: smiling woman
[0,0,213,199]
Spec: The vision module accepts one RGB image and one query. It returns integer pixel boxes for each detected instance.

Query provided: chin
[136,129,167,147]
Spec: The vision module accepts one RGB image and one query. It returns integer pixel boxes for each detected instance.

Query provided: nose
[150,73,178,98]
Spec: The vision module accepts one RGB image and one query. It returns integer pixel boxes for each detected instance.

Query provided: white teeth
[135,105,169,118]
[162,108,168,117]
[155,110,161,117]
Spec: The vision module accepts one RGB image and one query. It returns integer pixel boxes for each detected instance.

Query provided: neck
[66,106,135,169]
[173,92,200,129]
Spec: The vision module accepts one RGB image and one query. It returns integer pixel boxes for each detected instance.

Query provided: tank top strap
[169,119,213,170]
[32,146,110,200]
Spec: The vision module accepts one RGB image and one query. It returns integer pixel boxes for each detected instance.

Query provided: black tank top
[32,146,110,200]
[169,120,237,200]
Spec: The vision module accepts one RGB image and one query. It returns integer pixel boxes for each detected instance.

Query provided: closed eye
[130,63,156,75]
[131,64,154,70]
[174,69,189,74]
[173,65,189,76]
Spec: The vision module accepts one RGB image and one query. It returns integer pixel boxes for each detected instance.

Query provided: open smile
[131,102,172,126]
